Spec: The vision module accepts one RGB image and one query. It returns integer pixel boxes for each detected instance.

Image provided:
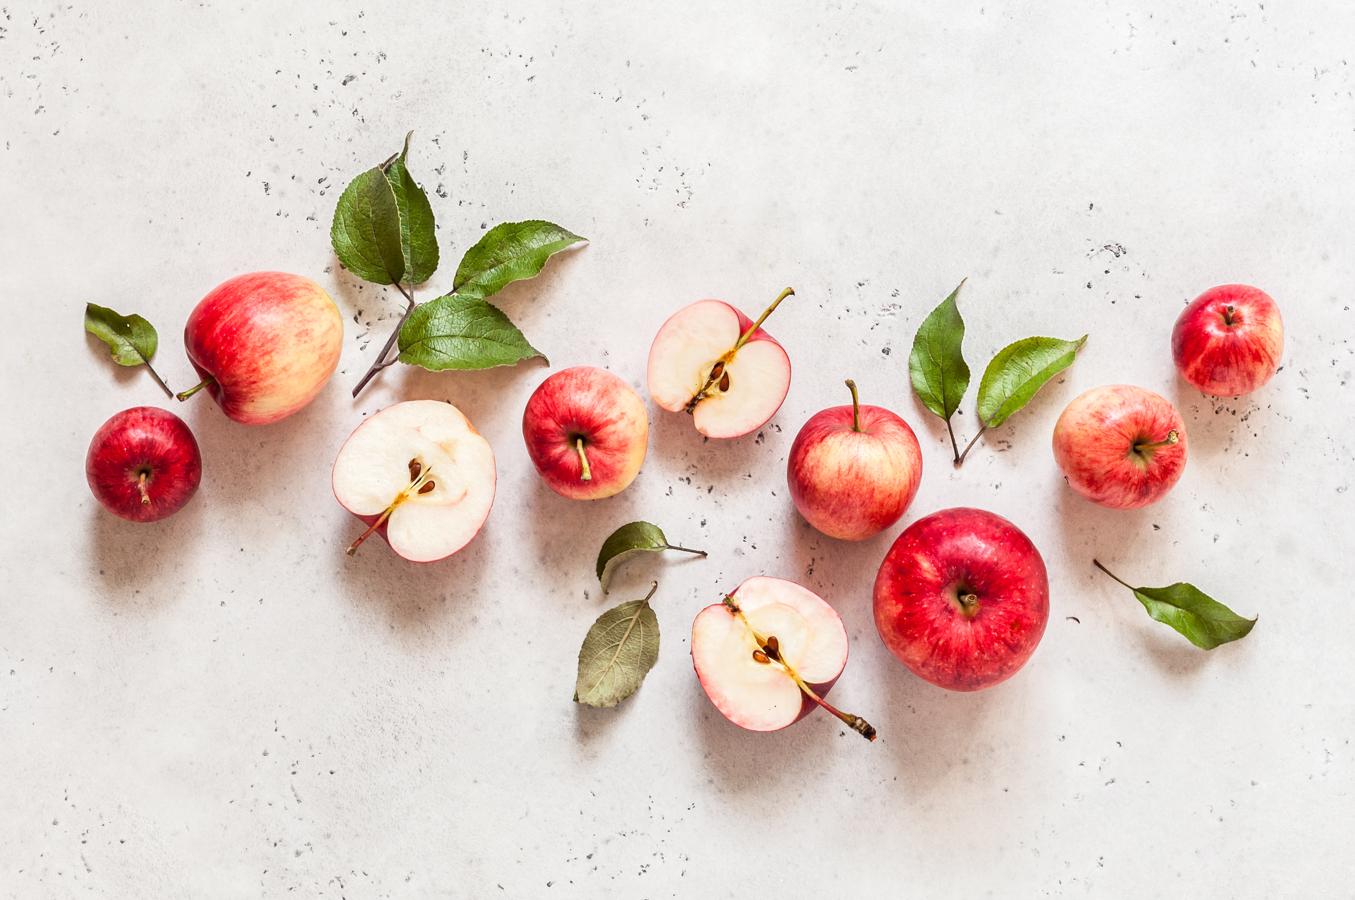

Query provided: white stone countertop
[2,2,1352,896]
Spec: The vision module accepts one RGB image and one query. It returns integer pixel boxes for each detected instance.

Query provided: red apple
[787,379,923,540]
[1052,384,1188,509]
[86,407,202,523]
[873,507,1049,692]
[522,366,648,500]
[1172,284,1283,397]
[178,272,343,425]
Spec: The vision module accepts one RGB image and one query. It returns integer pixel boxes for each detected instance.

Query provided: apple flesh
[647,289,793,439]
[788,380,923,540]
[522,366,648,500]
[179,271,343,425]
[86,407,202,523]
[874,507,1049,692]
[692,576,875,739]
[1053,384,1188,509]
[332,400,496,562]
[1172,284,1283,397]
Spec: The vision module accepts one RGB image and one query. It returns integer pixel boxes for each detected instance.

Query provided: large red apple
[1052,384,1188,509]
[522,366,648,500]
[787,380,923,540]
[86,407,202,522]
[873,507,1049,692]
[178,272,343,425]
[1172,284,1283,397]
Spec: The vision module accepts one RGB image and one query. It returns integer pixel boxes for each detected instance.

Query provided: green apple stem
[575,438,593,482]
[723,594,877,742]
[175,376,215,402]
[845,379,863,432]
[1092,559,1135,591]
[685,287,796,413]
[351,282,417,399]
[346,466,433,556]
[136,470,151,506]
[955,425,989,467]
[733,286,795,353]
[1134,430,1179,453]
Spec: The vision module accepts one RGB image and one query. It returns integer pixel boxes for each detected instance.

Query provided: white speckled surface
[3,2,1353,896]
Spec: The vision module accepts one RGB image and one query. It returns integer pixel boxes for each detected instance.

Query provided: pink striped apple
[1052,385,1187,509]
[522,366,648,500]
[1172,284,1283,398]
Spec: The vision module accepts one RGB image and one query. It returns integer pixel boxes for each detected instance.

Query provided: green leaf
[397,293,546,370]
[1096,562,1257,650]
[454,220,586,299]
[596,521,706,591]
[84,303,157,367]
[331,165,405,285]
[383,132,439,284]
[574,582,661,708]
[976,334,1087,428]
[908,280,970,421]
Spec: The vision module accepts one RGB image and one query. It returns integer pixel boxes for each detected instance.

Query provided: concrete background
[2,1,1352,896]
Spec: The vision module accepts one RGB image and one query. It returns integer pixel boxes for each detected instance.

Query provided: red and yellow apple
[874,507,1049,692]
[1172,284,1283,397]
[787,380,923,540]
[1052,384,1188,509]
[86,407,202,523]
[521,366,648,500]
[179,271,343,425]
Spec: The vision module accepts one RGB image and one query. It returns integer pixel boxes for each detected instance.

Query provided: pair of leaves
[595,521,706,591]
[331,132,438,286]
[908,280,1086,462]
[1095,561,1257,650]
[84,303,172,397]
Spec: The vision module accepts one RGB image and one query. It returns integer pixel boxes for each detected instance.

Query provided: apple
[1172,284,1284,397]
[691,576,876,739]
[521,366,648,500]
[86,407,202,523]
[177,271,343,425]
[647,288,794,439]
[873,507,1049,692]
[1052,384,1188,509]
[787,379,923,540]
[332,400,496,562]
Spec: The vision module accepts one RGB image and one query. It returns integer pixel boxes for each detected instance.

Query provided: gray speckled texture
[2,1,1353,896]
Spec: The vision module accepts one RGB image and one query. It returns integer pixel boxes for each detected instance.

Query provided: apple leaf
[331,164,405,285]
[85,303,158,367]
[574,582,661,708]
[454,220,586,299]
[976,335,1087,428]
[397,293,547,370]
[1094,561,1257,650]
[596,521,706,591]
[383,132,439,285]
[908,280,970,458]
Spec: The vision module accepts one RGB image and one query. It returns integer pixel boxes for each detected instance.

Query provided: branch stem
[945,417,961,464]
[956,425,989,466]
[663,544,707,557]
[1092,559,1135,591]
[141,358,174,399]
[352,283,417,399]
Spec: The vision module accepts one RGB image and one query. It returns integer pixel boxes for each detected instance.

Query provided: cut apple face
[647,295,792,439]
[691,576,856,734]
[332,400,496,562]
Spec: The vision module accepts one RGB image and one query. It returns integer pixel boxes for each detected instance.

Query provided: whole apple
[178,271,343,425]
[1172,284,1283,397]
[86,407,202,523]
[522,366,648,500]
[1052,384,1188,509]
[874,507,1049,691]
[788,379,923,540]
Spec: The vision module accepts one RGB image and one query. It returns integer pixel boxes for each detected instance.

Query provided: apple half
[691,576,875,739]
[647,290,793,439]
[332,400,496,562]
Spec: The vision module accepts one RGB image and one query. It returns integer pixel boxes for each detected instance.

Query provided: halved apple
[646,289,793,439]
[691,576,875,739]
[332,400,496,562]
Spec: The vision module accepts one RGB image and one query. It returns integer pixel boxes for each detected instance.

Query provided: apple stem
[955,425,989,467]
[136,471,151,506]
[685,287,797,414]
[351,282,417,399]
[346,465,433,556]
[724,594,877,742]
[845,379,863,432]
[575,438,593,482]
[1092,559,1136,591]
[733,286,795,353]
[945,417,962,464]
[1134,430,1179,453]
[1223,304,1236,327]
[175,375,215,402]
[140,358,174,399]
[664,544,707,558]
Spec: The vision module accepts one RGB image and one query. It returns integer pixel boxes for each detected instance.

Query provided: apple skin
[1052,384,1188,509]
[522,367,649,500]
[873,507,1049,692]
[86,407,202,523]
[787,389,923,540]
[1172,284,1283,397]
[183,271,343,425]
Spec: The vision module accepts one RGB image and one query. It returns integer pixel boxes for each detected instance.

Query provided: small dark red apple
[873,507,1049,691]
[86,407,202,522]
[1172,284,1283,398]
